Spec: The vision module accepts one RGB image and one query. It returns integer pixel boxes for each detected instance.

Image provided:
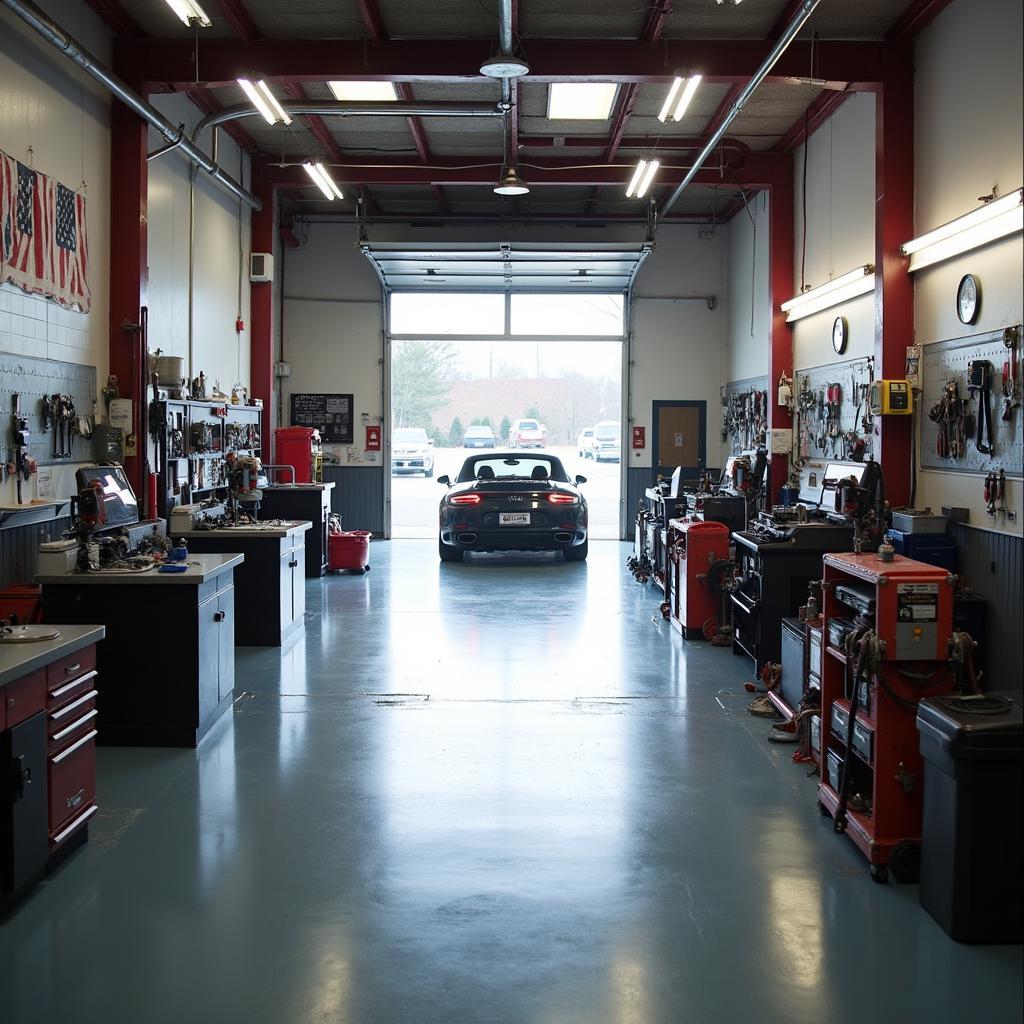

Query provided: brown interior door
[656,405,701,470]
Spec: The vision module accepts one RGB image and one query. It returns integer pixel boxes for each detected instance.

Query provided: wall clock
[956,274,979,325]
[832,316,848,355]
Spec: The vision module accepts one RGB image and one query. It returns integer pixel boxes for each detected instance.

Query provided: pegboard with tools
[920,325,1022,478]
[721,376,768,453]
[791,357,875,468]
[1,353,97,481]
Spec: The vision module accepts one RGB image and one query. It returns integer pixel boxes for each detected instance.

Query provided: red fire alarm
[365,425,381,451]
[632,425,646,449]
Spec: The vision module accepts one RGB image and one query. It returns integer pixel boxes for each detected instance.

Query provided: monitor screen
[75,465,139,529]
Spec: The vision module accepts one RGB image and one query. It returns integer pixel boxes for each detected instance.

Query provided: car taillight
[547,492,578,505]
[449,494,483,505]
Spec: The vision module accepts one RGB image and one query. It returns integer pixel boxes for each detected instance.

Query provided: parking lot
[390,444,622,539]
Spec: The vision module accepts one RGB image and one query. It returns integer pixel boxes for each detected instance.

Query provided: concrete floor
[2,541,1021,1024]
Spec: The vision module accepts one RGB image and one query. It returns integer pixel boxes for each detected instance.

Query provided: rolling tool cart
[817,552,956,882]
[916,694,1022,943]
[666,519,731,639]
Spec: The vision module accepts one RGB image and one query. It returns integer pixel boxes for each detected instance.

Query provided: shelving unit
[817,552,955,882]
[154,399,262,518]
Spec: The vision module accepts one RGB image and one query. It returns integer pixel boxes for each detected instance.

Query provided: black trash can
[916,693,1023,943]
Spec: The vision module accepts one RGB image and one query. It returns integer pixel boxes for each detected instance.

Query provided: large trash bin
[916,693,1023,943]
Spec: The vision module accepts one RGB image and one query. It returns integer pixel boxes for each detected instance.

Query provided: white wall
[0,0,111,503]
[791,92,876,370]
[147,93,252,397]
[912,0,1024,536]
[725,191,770,384]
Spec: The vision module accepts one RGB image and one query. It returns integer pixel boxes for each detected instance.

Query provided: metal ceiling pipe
[1,0,260,210]
[662,0,822,214]
[191,101,504,139]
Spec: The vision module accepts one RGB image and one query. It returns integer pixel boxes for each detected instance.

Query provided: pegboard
[722,375,768,453]
[0,352,97,468]
[920,326,1023,478]
[793,356,875,467]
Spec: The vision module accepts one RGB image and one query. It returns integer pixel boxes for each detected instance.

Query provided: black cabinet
[1,713,48,904]
[259,484,333,577]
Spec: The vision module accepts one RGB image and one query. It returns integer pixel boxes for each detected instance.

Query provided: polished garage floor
[2,542,1021,1024]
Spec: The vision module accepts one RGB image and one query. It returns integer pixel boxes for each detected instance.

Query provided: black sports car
[437,453,588,562]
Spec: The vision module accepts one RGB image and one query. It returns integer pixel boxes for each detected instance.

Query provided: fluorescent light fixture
[164,0,211,27]
[658,74,703,123]
[327,81,399,102]
[494,167,530,196]
[303,162,344,201]
[547,83,618,121]
[780,264,875,322]
[900,188,1023,272]
[626,159,659,199]
[238,78,292,126]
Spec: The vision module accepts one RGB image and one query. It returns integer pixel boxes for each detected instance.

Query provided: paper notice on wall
[109,399,132,432]
[674,432,684,447]
[36,467,54,499]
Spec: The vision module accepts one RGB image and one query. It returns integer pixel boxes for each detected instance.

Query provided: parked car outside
[576,427,595,458]
[509,418,546,449]
[463,425,496,448]
[437,453,588,562]
[391,427,435,476]
[589,421,621,462]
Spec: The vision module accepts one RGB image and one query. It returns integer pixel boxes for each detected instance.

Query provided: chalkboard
[290,393,354,443]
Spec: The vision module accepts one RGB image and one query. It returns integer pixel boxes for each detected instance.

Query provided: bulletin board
[289,393,354,444]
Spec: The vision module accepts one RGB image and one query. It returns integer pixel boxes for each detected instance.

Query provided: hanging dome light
[494,166,530,196]
[479,55,530,79]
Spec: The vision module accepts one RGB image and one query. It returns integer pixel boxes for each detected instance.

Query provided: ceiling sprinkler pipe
[662,0,822,214]
[1,0,260,210]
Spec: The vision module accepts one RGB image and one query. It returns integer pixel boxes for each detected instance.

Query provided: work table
[175,521,310,540]
[258,487,334,577]
[35,553,243,586]
[0,624,105,687]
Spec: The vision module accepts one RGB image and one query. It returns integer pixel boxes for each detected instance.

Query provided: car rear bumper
[440,526,586,551]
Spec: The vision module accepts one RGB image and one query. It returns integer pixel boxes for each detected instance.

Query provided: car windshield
[466,427,492,436]
[595,424,619,440]
[518,421,540,431]
[458,456,569,483]
[394,428,428,444]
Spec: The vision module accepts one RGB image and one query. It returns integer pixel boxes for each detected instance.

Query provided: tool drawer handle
[64,663,81,675]
[51,690,99,720]
[51,729,98,764]
[52,709,98,742]
[51,670,98,699]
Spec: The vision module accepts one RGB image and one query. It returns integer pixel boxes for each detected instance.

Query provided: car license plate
[499,513,530,525]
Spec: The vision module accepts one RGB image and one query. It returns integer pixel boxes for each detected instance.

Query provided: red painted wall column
[108,95,148,498]
[873,74,915,508]
[250,172,276,458]
[768,154,795,503]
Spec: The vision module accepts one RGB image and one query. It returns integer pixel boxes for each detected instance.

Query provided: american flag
[0,149,91,313]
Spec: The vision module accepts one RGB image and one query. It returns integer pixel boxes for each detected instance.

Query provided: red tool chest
[667,519,731,640]
[275,427,317,484]
[818,552,955,882]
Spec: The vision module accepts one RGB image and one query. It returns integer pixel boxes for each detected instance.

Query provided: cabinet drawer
[46,646,97,690]
[47,669,98,713]
[852,720,874,764]
[49,695,98,748]
[50,803,98,851]
[5,669,46,728]
[49,729,98,834]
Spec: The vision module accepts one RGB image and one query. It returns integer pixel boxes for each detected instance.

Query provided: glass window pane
[390,293,505,335]
[511,294,624,336]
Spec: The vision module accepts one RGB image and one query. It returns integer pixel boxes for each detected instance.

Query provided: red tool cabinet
[667,519,731,640]
[818,552,955,882]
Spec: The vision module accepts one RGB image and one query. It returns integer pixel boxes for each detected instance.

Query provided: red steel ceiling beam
[83,0,143,37]
[116,38,899,92]
[356,0,385,45]
[213,0,261,41]
[772,88,853,152]
[886,0,955,40]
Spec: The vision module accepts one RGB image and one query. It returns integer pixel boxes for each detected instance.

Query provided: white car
[577,427,595,458]
[589,421,621,462]
[391,427,435,476]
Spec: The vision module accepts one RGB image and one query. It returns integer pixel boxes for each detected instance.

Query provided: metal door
[652,400,706,478]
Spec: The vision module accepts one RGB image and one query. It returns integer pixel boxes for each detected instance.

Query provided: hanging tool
[968,359,995,455]
[11,394,31,504]
[1002,327,1019,422]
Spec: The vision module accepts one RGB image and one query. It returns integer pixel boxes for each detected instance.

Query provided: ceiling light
[900,188,1023,272]
[328,81,399,102]
[238,78,291,126]
[625,159,659,199]
[780,264,875,321]
[303,162,344,201]
[547,83,618,121]
[479,56,531,79]
[164,0,211,27]
[658,74,702,123]
[494,167,530,196]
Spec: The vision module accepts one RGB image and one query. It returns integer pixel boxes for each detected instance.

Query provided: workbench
[1,624,105,913]
[174,522,310,646]
[258,483,334,577]
[38,555,242,748]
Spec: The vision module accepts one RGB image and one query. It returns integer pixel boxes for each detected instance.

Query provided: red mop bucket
[328,531,372,573]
